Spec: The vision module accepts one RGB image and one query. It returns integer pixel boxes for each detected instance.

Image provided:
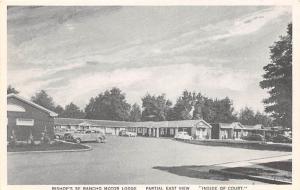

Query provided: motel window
[16,118,34,126]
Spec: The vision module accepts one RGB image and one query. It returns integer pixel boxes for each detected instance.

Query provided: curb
[175,139,292,152]
[7,140,92,154]
[209,169,292,184]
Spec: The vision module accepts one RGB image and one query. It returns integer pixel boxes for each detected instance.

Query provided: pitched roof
[243,124,264,130]
[7,93,58,117]
[219,123,234,129]
[54,118,212,128]
[232,122,244,129]
[55,117,132,127]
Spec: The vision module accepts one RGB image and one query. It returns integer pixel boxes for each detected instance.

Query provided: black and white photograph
[5,5,293,186]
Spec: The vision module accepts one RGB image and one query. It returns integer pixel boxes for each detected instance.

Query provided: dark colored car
[242,134,265,141]
[63,133,74,141]
[272,134,292,143]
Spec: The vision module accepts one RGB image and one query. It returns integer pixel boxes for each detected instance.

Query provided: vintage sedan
[272,134,292,143]
[68,130,106,143]
[119,130,137,137]
[174,131,193,140]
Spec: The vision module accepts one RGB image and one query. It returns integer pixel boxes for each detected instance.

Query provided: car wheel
[96,137,102,143]
[55,135,60,139]
[75,138,81,144]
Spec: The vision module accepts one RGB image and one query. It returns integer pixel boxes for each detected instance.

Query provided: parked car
[67,130,106,143]
[119,130,137,137]
[242,134,265,141]
[174,131,193,140]
[54,129,74,139]
[272,134,292,143]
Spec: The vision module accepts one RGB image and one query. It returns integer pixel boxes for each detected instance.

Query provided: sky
[7,6,292,113]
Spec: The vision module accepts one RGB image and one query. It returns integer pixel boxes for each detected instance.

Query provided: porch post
[156,128,159,137]
[175,128,178,136]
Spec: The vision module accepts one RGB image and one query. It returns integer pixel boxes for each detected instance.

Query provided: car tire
[96,137,102,143]
[55,135,60,139]
[75,138,81,144]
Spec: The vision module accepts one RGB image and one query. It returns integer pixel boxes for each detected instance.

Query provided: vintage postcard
[0,1,299,190]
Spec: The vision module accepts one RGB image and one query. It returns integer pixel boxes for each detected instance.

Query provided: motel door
[196,128,203,139]
[235,130,241,139]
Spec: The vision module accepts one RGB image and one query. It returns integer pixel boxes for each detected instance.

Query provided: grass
[220,160,292,183]
[258,160,292,172]
[7,140,88,152]
[153,165,230,181]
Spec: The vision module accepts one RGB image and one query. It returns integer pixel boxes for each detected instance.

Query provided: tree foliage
[85,87,131,121]
[168,90,236,123]
[31,90,56,111]
[7,85,19,94]
[129,103,142,122]
[54,105,64,115]
[168,91,195,120]
[238,107,273,127]
[260,23,292,129]
[141,93,172,121]
[60,102,86,119]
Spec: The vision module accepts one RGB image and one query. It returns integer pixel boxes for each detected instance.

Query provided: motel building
[211,122,244,140]
[54,118,213,139]
[242,124,266,137]
[7,94,58,142]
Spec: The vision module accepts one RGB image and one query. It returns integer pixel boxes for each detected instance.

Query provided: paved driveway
[8,136,289,185]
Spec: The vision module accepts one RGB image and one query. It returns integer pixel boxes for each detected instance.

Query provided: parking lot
[8,136,289,184]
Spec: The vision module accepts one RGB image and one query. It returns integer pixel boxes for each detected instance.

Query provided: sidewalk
[207,154,292,184]
[214,154,292,168]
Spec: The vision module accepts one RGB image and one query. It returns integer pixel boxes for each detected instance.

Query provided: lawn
[7,140,89,152]
[180,139,292,152]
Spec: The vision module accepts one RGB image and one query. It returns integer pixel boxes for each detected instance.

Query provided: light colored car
[174,131,193,140]
[119,130,137,137]
[70,130,106,143]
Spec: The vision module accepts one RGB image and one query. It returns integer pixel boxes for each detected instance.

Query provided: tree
[31,90,56,111]
[212,97,237,123]
[238,107,273,127]
[168,90,195,120]
[54,105,64,115]
[238,107,256,125]
[260,23,292,129]
[60,102,85,119]
[7,85,19,94]
[129,103,142,122]
[254,111,273,128]
[141,93,172,121]
[168,90,236,123]
[85,87,131,121]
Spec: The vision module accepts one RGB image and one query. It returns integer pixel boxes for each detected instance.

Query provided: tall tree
[129,103,142,122]
[54,105,64,115]
[141,93,172,121]
[213,97,237,123]
[31,90,56,111]
[238,107,256,125]
[60,102,85,119]
[168,90,195,120]
[254,111,273,128]
[260,23,292,129]
[7,85,19,94]
[85,87,131,121]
